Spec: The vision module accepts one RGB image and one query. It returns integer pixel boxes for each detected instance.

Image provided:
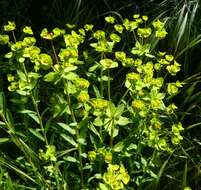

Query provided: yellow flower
[91,98,108,110]
[105,16,115,24]
[132,99,145,110]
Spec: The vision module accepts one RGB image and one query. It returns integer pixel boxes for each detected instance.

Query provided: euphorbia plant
[0,14,184,189]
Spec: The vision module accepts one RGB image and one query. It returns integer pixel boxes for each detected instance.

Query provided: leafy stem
[21,62,48,145]
[108,69,111,101]
[63,80,85,189]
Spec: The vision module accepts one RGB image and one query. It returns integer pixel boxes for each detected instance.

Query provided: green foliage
[0,12,197,190]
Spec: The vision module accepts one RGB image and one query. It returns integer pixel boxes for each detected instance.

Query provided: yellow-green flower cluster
[152,19,167,39]
[39,145,57,162]
[146,129,171,152]
[72,78,90,103]
[88,148,113,163]
[7,71,40,95]
[91,98,108,110]
[90,30,115,52]
[10,37,36,52]
[87,151,97,162]
[137,27,152,38]
[64,31,84,48]
[167,103,178,114]
[102,164,130,190]
[40,27,65,40]
[166,60,181,75]
[155,53,181,75]
[100,58,118,70]
[58,48,78,65]
[110,33,121,43]
[77,91,90,103]
[105,16,115,24]
[74,78,89,90]
[3,21,16,31]
[0,34,9,45]
[84,24,94,31]
[132,99,145,110]
[23,26,33,35]
[167,81,182,95]
[115,51,143,67]
[171,123,184,145]
[23,46,41,63]
[35,53,53,70]
[114,24,124,34]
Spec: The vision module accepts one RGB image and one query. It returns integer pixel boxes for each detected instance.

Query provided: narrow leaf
[61,134,78,147]
[57,122,76,135]
[29,128,45,142]
[19,110,39,124]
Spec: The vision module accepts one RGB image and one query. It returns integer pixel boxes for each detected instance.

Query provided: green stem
[110,120,114,148]
[100,53,104,97]
[11,31,16,43]
[117,88,130,106]
[30,94,48,145]
[52,39,84,189]
[107,70,110,101]
[21,62,48,145]
[100,68,104,97]
[63,81,84,189]
[133,31,138,42]
[51,41,59,64]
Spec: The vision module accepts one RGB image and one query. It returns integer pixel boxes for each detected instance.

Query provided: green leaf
[0,158,37,184]
[57,122,76,135]
[19,110,39,124]
[93,117,103,126]
[6,109,14,127]
[65,81,77,94]
[16,90,29,96]
[61,134,78,147]
[114,104,125,117]
[88,123,102,141]
[100,75,113,81]
[29,128,45,142]
[44,72,58,82]
[62,72,78,80]
[182,161,188,189]
[93,85,101,98]
[0,91,5,114]
[28,72,41,79]
[155,158,169,185]
[0,138,10,144]
[79,119,88,139]
[88,173,102,183]
[63,65,78,72]
[88,62,100,72]
[106,102,116,117]
[77,138,86,145]
[99,183,109,190]
[127,143,137,150]
[141,157,147,166]
[104,119,118,138]
[117,116,130,126]
[64,156,78,163]
[113,141,124,152]
[17,70,27,81]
